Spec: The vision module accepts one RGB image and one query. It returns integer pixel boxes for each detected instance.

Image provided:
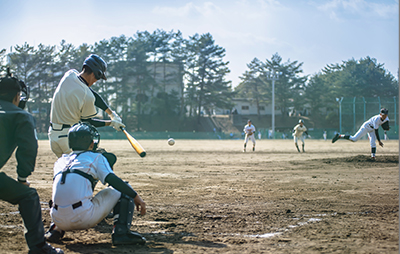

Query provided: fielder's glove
[110,111,122,123]
[110,119,125,131]
[381,121,390,131]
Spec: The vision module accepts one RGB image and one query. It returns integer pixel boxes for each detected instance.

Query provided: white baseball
[168,138,175,146]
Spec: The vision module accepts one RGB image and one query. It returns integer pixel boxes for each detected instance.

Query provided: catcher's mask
[68,122,100,151]
[0,67,29,109]
[82,54,107,80]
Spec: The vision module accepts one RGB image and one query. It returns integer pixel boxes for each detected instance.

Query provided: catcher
[45,122,146,246]
[243,119,256,152]
[332,108,390,160]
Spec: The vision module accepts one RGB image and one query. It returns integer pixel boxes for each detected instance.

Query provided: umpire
[0,69,63,254]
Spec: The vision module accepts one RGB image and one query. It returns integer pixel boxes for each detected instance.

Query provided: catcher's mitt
[381,121,390,131]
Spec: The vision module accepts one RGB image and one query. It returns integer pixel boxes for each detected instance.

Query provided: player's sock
[343,135,350,140]
[295,144,300,152]
[371,147,376,159]
[302,144,305,152]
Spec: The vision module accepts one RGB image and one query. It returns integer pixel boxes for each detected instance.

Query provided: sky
[0,0,398,87]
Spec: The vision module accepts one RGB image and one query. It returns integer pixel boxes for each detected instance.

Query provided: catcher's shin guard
[112,194,146,245]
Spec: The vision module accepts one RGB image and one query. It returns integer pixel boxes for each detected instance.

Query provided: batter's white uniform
[243,124,256,145]
[349,114,389,148]
[48,70,98,157]
[292,124,307,144]
[50,151,121,231]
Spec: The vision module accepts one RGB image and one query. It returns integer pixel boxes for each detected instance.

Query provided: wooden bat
[120,127,146,157]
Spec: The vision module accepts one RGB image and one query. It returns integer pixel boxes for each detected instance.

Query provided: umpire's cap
[380,108,389,115]
[83,54,107,80]
[68,122,100,151]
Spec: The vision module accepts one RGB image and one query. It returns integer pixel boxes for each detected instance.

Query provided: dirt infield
[0,139,398,253]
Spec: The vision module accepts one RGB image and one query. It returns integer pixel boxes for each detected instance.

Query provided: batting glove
[110,119,125,131]
[110,111,122,123]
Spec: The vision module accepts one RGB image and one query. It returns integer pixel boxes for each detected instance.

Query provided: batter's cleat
[28,242,64,254]
[44,224,65,243]
[112,231,146,245]
[332,133,340,143]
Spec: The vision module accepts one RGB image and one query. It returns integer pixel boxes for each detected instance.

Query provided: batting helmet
[0,67,29,109]
[68,122,100,151]
[83,54,107,80]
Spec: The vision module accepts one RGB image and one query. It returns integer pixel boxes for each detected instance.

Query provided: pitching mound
[321,155,399,164]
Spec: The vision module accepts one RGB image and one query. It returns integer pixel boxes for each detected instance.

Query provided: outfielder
[332,108,389,159]
[45,123,146,246]
[292,119,309,152]
[48,54,125,158]
[0,69,63,254]
[243,119,256,152]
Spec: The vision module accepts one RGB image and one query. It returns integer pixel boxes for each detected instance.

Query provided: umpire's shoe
[112,231,146,245]
[28,242,64,254]
[332,133,340,143]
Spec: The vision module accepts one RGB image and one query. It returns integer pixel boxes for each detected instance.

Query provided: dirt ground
[0,139,398,254]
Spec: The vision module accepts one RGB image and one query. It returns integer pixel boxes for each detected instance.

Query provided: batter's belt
[50,122,71,131]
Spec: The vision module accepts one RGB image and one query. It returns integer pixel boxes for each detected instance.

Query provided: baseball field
[0,139,398,253]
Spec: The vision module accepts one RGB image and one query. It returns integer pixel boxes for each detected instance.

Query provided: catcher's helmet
[0,67,29,109]
[83,54,107,80]
[68,122,100,151]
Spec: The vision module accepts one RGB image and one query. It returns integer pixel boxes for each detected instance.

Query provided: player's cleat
[243,149,246,152]
[112,231,146,245]
[332,133,340,143]
[371,156,376,161]
[28,242,64,254]
[44,223,65,243]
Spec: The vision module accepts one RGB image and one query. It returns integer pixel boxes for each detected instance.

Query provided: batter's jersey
[50,70,97,125]
[363,114,389,131]
[293,124,307,137]
[244,124,256,135]
[52,151,114,206]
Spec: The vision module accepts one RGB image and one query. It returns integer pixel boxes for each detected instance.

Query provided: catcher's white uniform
[50,151,121,231]
[48,70,97,157]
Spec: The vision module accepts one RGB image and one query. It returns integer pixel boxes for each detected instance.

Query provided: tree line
[0,29,398,132]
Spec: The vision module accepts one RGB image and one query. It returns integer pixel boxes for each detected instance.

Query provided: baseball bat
[120,127,146,157]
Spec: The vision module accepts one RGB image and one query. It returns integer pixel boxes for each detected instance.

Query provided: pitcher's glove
[381,121,390,131]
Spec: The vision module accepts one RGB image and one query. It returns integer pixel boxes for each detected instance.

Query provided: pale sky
[0,0,398,87]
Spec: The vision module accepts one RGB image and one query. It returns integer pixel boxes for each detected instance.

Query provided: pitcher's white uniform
[50,151,121,231]
[348,114,389,147]
[48,70,97,157]
[293,123,307,144]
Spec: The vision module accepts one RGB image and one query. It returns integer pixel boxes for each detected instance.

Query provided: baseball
[168,138,175,146]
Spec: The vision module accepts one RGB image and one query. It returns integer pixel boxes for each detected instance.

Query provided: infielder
[292,119,309,152]
[243,119,256,152]
[45,122,146,246]
[48,54,125,158]
[332,108,390,159]
[0,69,63,254]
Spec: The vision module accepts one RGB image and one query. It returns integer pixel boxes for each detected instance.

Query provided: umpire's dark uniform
[0,98,45,250]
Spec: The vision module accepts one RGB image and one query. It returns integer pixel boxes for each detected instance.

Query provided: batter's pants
[50,188,121,231]
[48,127,71,158]
[0,172,45,251]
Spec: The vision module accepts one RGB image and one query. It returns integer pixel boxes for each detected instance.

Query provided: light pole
[266,69,281,139]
